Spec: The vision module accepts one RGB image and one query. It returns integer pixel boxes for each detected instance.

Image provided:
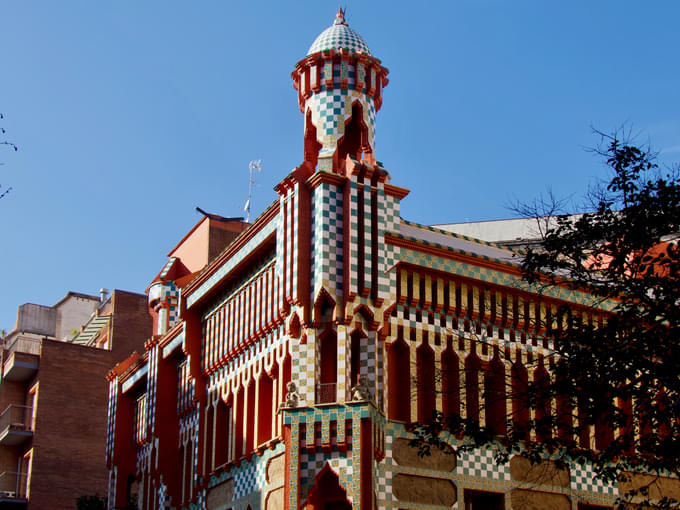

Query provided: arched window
[205,405,214,471]
[440,341,460,419]
[350,330,362,387]
[387,335,410,421]
[416,341,436,424]
[511,361,529,440]
[484,353,506,436]
[234,387,244,459]
[317,329,338,403]
[465,351,482,423]
[334,102,370,172]
[257,370,274,445]
[304,110,322,167]
[534,364,552,442]
[214,397,230,467]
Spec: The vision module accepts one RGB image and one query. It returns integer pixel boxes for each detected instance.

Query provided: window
[134,394,148,444]
[177,359,194,414]
[464,489,504,510]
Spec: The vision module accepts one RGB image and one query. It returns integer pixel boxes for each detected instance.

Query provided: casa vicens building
[105,10,630,510]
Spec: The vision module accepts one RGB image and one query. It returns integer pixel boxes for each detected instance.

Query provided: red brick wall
[109,290,153,362]
[28,340,114,509]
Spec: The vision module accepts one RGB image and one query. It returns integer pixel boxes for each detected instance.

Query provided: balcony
[2,337,40,382]
[0,406,33,446]
[315,383,337,404]
[0,471,28,504]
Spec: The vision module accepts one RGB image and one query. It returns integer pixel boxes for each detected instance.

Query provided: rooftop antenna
[244,159,262,223]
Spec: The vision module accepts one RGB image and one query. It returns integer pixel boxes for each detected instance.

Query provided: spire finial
[334,6,347,25]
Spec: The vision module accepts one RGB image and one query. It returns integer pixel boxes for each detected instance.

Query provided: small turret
[292,9,389,174]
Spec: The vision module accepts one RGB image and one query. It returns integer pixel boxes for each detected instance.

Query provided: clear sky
[1,1,678,331]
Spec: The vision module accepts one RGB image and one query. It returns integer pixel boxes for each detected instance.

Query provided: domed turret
[292,8,389,174]
[307,9,372,56]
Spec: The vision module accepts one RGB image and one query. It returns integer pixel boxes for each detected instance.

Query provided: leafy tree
[410,131,680,508]
[76,493,107,510]
[1,112,17,199]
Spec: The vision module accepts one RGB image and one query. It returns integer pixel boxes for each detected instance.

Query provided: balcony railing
[315,383,337,404]
[0,471,28,499]
[0,405,33,434]
[4,336,41,357]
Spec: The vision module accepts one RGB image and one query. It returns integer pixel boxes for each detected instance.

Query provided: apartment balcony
[2,337,40,382]
[315,382,337,404]
[0,406,33,447]
[0,471,28,506]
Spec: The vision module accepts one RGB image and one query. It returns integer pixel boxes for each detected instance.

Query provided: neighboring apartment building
[0,289,152,509]
[104,9,678,510]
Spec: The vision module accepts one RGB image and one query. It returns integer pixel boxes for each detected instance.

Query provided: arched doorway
[305,464,352,510]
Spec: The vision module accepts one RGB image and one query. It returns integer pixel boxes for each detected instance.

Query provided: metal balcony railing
[4,336,41,357]
[0,471,28,499]
[315,382,337,404]
[0,405,33,434]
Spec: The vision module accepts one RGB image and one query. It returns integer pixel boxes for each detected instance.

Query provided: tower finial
[334,6,347,25]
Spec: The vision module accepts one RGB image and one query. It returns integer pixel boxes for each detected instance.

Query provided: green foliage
[410,132,680,508]
[76,493,107,510]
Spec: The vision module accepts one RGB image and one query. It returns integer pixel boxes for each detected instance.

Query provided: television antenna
[244,159,262,223]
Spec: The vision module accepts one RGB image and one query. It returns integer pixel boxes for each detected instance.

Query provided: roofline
[166,215,210,258]
[181,199,279,300]
[52,291,101,308]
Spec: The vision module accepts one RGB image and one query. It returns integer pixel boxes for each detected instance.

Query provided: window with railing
[317,329,337,404]
[134,394,148,444]
[0,471,28,499]
[0,404,33,433]
[177,359,194,415]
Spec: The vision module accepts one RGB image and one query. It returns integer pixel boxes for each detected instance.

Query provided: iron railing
[315,382,337,404]
[0,405,33,434]
[0,471,28,499]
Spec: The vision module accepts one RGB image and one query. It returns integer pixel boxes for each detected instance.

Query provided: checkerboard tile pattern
[378,420,621,509]
[571,462,618,497]
[395,220,617,311]
[311,182,344,301]
[306,90,376,158]
[208,443,286,507]
[300,450,353,495]
[458,448,510,481]
[307,19,371,56]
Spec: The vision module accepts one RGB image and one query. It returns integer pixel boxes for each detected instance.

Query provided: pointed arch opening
[304,464,352,510]
[350,329,363,388]
[441,339,460,419]
[313,289,336,328]
[214,395,231,467]
[304,109,322,168]
[484,351,507,436]
[465,351,482,423]
[511,360,529,440]
[416,340,436,424]
[257,369,274,446]
[388,334,410,421]
[334,101,371,173]
[234,386,245,459]
[317,328,338,404]
[534,363,552,442]
[246,380,257,452]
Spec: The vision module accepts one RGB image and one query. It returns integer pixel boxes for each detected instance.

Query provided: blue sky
[1,1,678,331]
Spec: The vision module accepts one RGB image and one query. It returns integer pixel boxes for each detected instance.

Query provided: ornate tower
[292,8,389,174]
